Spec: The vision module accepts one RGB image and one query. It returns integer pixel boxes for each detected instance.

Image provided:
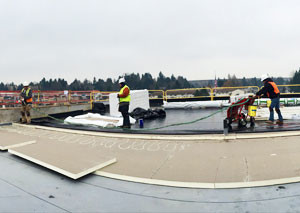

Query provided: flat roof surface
[1,151,300,212]
[3,119,300,212]
[31,108,300,134]
[5,124,300,186]
[3,124,300,189]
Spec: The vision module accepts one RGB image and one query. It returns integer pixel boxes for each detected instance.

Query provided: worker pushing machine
[256,74,283,125]
[117,78,131,128]
[20,82,33,124]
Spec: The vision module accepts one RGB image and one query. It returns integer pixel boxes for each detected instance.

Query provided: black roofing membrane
[30,109,300,135]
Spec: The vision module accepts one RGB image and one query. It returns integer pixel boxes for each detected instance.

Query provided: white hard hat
[260,74,269,82]
[118,78,125,84]
[23,82,29,86]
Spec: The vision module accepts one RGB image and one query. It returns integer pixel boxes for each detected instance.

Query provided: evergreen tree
[242,77,247,86]
[290,68,300,92]
[105,78,114,91]
[223,74,241,87]
[124,73,141,89]
[69,79,81,90]
[217,78,226,87]
[157,71,166,89]
[94,79,106,91]
[194,88,209,96]
[141,73,155,89]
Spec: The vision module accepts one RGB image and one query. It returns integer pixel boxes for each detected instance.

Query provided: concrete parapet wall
[0,104,91,123]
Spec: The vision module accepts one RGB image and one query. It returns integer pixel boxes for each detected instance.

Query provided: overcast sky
[1,0,300,84]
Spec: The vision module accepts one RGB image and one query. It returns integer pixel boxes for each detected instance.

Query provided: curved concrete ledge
[94,171,300,189]
[8,124,300,189]
[13,123,300,140]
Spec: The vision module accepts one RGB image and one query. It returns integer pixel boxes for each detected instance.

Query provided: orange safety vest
[267,82,280,97]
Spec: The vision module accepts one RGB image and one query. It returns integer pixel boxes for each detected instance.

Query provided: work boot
[265,120,274,124]
[276,120,284,125]
[26,116,31,124]
[21,117,26,124]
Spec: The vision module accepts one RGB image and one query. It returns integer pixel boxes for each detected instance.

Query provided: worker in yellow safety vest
[256,74,283,125]
[117,78,131,128]
[20,82,33,124]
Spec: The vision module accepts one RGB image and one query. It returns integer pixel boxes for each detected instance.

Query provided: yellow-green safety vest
[21,88,32,102]
[119,85,131,102]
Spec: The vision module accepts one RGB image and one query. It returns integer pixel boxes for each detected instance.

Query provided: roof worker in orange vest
[256,74,283,125]
[117,77,131,128]
[20,82,33,124]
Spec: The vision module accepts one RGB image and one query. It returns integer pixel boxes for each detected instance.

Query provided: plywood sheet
[6,124,300,188]
[149,144,220,183]
[0,130,36,150]
[8,139,116,179]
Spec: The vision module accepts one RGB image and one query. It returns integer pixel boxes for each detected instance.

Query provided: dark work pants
[21,103,32,123]
[118,102,130,127]
[269,97,283,122]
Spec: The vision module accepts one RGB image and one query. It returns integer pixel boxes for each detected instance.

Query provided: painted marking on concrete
[1,125,189,153]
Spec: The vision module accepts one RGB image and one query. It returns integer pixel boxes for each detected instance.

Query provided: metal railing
[89,90,165,108]
[148,90,165,100]
[164,86,260,101]
[212,86,260,100]
[165,88,212,101]
[2,84,300,108]
[90,90,118,109]
[0,90,93,108]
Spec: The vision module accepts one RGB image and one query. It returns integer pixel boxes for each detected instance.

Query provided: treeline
[1,69,299,91]
[216,74,289,87]
[290,68,300,92]
[0,72,192,91]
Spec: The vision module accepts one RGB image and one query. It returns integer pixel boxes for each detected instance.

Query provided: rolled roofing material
[163,101,230,109]
[64,113,135,127]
